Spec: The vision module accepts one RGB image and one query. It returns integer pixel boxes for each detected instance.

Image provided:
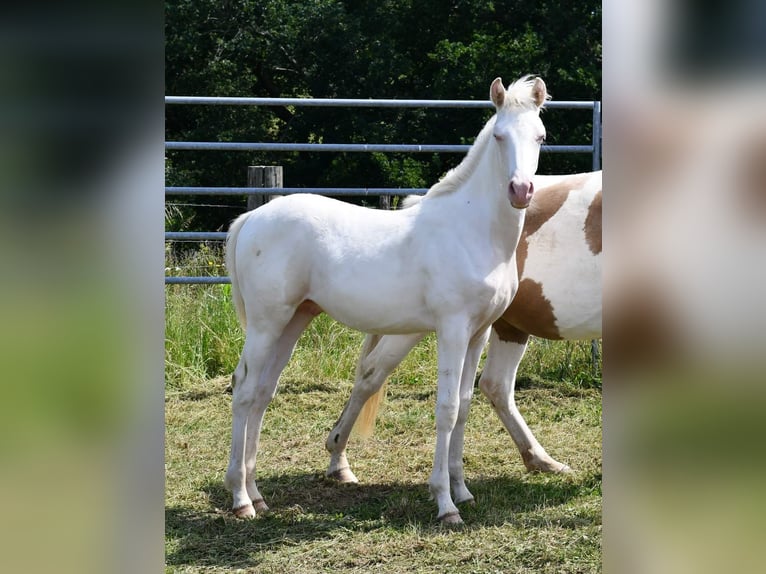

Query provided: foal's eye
[494,133,504,142]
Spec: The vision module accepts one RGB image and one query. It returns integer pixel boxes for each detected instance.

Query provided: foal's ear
[532,77,549,108]
[490,77,505,108]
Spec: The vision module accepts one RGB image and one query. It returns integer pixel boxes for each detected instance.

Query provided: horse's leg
[325,333,425,483]
[430,320,471,525]
[225,304,312,518]
[448,327,491,505]
[224,326,281,517]
[478,328,571,473]
[243,303,319,508]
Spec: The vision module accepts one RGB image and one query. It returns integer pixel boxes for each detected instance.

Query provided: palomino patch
[584,189,602,255]
[501,278,561,340]
[493,318,530,345]
[516,174,589,276]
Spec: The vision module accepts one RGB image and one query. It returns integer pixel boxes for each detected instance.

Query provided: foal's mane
[424,118,496,200]
[422,75,545,201]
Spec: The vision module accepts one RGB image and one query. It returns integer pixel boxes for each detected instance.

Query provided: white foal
[224,76,549,524]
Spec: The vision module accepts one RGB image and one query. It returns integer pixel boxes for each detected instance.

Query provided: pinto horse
[224,76,549,524]
[324,171,602,502]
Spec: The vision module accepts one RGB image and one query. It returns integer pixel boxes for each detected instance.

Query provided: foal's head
[490,76,549,208]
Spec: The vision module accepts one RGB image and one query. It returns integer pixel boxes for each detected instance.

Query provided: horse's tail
[353,334,388,440]
[225,211,251,329]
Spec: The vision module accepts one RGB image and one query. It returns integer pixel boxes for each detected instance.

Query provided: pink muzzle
[509,179,534,209]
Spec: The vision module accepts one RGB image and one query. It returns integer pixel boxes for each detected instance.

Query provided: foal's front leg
[448,327,491,504]
[430,321,471,524]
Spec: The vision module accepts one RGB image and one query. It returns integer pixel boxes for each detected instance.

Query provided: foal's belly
[309,271,514,337]
[321,297,436,335]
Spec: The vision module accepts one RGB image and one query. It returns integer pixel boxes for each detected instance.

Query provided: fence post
[247,165,283,211]
[378,194,391,210]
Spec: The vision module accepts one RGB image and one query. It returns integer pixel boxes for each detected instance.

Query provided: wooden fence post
[247,165,283,211]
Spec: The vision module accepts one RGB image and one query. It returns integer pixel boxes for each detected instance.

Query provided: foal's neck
[461,148,525,253]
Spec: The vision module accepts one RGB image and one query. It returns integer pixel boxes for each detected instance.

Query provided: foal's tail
[353,334,388,439]
[225,211,251,329]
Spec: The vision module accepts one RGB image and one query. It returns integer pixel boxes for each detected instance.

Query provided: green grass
[165,249,602,573]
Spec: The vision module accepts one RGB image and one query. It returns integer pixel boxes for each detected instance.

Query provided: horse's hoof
[524,458,573,474]
[438,511,463,526]
[233,504,256,519]
[326,466,359,484]
[252,498,269,513]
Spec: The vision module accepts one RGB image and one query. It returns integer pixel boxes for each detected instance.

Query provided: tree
[165,0,601,232]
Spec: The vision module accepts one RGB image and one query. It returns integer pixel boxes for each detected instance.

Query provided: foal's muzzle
[509,179,534,209]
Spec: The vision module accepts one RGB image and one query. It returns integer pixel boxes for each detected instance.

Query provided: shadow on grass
[165,470,600,569]
[173,388,222,402]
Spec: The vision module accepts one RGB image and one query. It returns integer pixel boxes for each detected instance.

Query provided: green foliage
[165,247,240,388]
[165,0,601,231]
[521,338,602,390]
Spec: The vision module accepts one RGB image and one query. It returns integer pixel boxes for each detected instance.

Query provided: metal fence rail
[165,96,601,284]
[165,142,593,153]
[166,96,595,109]
[166,187,430,196]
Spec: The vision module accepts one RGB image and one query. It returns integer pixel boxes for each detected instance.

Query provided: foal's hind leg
[242,303,320,509]
[325,333,424,483]
[225,303,318,518]
[225,327,281,517]
[478,328,570,473]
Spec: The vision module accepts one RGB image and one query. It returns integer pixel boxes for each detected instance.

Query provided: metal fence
[165,96,601,284]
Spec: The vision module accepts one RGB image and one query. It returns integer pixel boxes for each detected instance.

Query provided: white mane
[423,116,496,200]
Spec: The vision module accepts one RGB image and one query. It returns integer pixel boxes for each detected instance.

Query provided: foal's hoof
[438,511,464,526]
[326,466,359,484]
[233,504,256,519]
[525,458,573,474]
[233,498,268,518]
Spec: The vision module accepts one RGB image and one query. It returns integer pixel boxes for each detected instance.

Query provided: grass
[165,247,602,573]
